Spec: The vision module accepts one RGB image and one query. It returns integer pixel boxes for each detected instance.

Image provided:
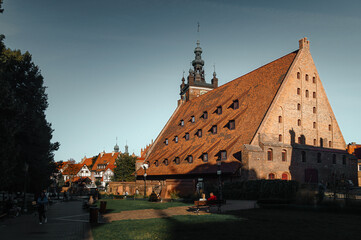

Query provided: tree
[113,153,137,182]
[0,35,59,193]
[0,0,4,13]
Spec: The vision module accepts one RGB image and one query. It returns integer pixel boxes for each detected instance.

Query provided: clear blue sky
[1,0,360,162]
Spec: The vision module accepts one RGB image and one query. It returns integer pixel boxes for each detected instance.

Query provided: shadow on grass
[91,206,361,240]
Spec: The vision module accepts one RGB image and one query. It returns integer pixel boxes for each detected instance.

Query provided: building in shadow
[134,37,357,197]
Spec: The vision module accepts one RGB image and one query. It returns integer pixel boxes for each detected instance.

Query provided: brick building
[135,38,357,197]
[347,142,361,186]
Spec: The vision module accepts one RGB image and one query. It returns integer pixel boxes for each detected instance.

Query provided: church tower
[179,40,217,105]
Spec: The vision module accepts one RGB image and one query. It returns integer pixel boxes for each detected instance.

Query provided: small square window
[175,136,178,143]
[217,106,222,115]
[154,160,159,167]
[180,120,184,126]
[165,139,168,145]
[203,153,208,162]
[212,125,217,134]
[233,100,239,109]
[163,159,168,166]
[188,155,193,163]
[203,111,208,119]
[229,120,235,130]
[197,129,202,138]
[221,151,227,160]
[185,132,189,140]
[191,116,195,123]
[174,157,180,165]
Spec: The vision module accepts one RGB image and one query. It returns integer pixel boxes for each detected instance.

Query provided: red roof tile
[137,50,298,176]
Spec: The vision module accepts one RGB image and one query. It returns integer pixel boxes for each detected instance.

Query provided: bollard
[89,207,99,223]
[99,201,107,214]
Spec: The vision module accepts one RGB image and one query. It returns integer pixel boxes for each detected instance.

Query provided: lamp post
[142,163,149,198]
[134,172,137,200]
[23,162,29,213]
[217,159,222,213]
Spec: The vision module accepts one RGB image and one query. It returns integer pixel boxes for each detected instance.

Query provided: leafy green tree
[113,153,137,182]
[0,0,4,13]
[0,35,59,193]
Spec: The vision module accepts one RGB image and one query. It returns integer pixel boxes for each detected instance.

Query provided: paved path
[104,200,257,222]
[0,200,93,240]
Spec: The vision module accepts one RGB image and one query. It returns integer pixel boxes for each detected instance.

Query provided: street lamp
[23,162,29,213]
[142,163,149,198]
[217,159,222,213]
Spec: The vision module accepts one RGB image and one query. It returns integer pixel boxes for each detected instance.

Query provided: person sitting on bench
[207,192,217,201]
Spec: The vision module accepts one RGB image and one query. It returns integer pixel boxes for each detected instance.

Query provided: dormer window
[174,157,180,165]
[233,99,239,109]
[191,116,195,123]
[220,150,227,160]
[180,119,184,126]
[187,155,193,163]
[185,132,190,141]
[197,129,202,138]
[229,120,235,130]
[175,136,178,143]
[163,159,168,166]
[203,111,208,119]
[217,106,222,115]
[212,125,217,134]
[154,160,159,167]
[202,153,208,162]
[165,138,168,145]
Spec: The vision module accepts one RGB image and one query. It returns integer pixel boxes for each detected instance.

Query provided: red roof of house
[92,152,120,172]
[81,157,94,167]
[136,50,298,176]
[62,164,82,176]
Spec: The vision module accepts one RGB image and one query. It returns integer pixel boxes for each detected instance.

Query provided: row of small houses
[57,151,120,189]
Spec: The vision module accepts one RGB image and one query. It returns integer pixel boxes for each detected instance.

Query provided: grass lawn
[96,199,192,213]
[92,208,361,240]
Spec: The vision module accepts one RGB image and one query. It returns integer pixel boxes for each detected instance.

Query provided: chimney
[299,37,310,50]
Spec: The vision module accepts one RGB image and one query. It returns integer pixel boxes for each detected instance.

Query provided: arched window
[297,88,300,95]
[301,151,306,162]
[279,116,282,123]
[329,141,332,147]
[305,90,309,98]
[313,107,316,113]
[328,124,332,131]
[297,72,300,79]
[267,149,273,161]
[313,122,316,129]
[268,173,275,180]
[332,154,336,164]
[313,139,317,146]
[282,150,287,162]
[279,134,282,142]
[313,92,316,98]
[313,76,316,83]
[305,74,309,81]
[298,119,301,126]
[317,153,322,163]
[282,173,289,180]
[297,103,301,110]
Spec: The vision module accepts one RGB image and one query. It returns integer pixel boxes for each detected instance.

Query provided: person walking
[37,191,48,224]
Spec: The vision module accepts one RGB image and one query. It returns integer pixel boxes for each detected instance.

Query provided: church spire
[191,40,205,82]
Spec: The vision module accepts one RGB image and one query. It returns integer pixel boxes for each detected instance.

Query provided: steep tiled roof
[62,164,82,176]
[92,152,120,172]
[81,157,94,167]
[137,50,298,176]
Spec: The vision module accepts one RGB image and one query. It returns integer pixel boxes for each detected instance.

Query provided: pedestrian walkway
[0,200,93,240]
[104,200,257,222]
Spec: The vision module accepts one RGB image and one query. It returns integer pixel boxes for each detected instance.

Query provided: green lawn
[92,207,361,240]
[97,199,191,213]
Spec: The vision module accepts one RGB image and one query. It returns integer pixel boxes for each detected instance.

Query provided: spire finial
[197,22,200,33]
[183,70,185,78]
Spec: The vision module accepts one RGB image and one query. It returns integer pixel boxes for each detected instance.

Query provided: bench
[193,199,226,214]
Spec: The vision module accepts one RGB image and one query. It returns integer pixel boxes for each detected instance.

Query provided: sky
[1,0,360,163]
